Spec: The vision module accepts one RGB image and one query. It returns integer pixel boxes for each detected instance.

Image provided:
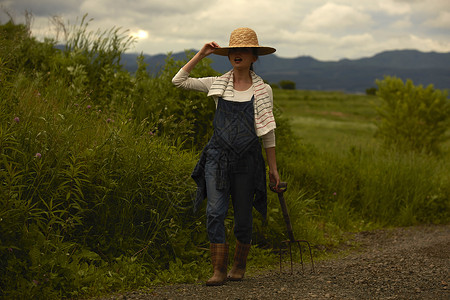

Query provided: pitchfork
[270,182,315,274]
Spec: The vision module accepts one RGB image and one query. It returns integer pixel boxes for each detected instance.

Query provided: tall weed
[1,18,208,298]
[278,140,449,230]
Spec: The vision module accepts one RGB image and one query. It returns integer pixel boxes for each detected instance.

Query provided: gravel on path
[99,224,449,300]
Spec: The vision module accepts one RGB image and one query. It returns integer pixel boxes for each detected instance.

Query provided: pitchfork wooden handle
[269,182,295,241]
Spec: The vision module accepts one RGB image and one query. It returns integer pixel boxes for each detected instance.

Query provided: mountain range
[121,49,450,93]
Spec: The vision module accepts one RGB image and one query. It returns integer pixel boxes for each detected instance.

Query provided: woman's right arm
[172,42,220,92]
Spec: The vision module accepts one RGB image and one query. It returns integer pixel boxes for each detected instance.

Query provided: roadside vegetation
[1,15,449,299]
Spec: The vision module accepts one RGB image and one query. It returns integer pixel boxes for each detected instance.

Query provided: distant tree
[269,83,280,89]
[365,87,377,95]
[375,76,450,154]
[279,80,296,90]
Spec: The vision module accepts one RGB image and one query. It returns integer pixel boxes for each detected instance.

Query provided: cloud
[80,0,210,19]
[1,0,449,61]
[1,0,80,17]
[424,11,450,28]
[407,34,450,52]
[411,0,450,15]
[366,32,450,55]
[391,17,413,30]
[377,0,411,15]
[302,2,373,31]
[337,33,375,47]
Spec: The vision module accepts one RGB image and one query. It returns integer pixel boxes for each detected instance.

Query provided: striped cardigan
[207,70,276,137]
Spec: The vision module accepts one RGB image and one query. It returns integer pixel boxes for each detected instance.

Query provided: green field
[275,90,380,151]
[274,89,450,155]
[272,88,449,242]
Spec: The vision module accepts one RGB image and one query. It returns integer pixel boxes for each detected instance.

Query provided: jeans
[205,149,255,244]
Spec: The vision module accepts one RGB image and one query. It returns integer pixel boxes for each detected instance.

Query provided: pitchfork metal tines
[269,182,315,274]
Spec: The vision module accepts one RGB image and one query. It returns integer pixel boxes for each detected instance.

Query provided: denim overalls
[192,96,267,244]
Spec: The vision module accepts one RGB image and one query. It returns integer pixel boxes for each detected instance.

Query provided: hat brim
[213,46,276,56]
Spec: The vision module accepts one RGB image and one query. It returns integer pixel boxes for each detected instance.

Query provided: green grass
[274,89,381,151]
[272,88,450,232]
[274,89,450,156]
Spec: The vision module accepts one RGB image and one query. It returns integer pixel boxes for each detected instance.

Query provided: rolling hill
[121,49,450,93]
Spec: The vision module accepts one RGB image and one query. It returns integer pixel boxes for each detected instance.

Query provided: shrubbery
[279,80,296,90]
[0,17,214,298]
[375,76,450,154]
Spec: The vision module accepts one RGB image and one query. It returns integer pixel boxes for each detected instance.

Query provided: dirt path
[105,224,449,300]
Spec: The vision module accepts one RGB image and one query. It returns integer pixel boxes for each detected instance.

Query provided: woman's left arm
[264,84,281,189]
[265,147,280,189]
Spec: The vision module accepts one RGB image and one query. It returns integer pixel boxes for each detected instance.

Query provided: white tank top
[223,87,253,102]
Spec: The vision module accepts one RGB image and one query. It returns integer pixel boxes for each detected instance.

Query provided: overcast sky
[2,0,450,61]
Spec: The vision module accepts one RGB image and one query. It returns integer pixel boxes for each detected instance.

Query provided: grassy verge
[238,88,449,286]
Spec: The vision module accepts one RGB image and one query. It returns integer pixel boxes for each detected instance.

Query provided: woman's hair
[250,48,259,71]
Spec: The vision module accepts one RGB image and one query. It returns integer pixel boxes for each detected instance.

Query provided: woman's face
[228,48,257,70]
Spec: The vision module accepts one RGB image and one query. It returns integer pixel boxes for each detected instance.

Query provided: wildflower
[13,117,20,123]
[148,131,154,136]
[87,105,91,109]
[8,248,13,253]
[35,153,42,158]
[333,192,337,196]
[106,118,112,123]
[32,280,39,285]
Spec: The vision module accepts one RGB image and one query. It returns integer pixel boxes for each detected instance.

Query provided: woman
[172,27,281,286]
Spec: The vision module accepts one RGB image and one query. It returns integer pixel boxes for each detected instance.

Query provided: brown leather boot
[227,240,251,281]
[206,243,229,286]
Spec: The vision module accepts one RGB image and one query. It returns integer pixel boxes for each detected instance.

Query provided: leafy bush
[375,76,450,154]
[365,87,377,95]
[0,19,58,76]
[0,17,209,298]
[60,14,136,107]
[279,80,296,90]
[0,72,206,297]
[129,51,217,150]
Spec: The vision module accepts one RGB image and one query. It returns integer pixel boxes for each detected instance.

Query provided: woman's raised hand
[199,41,220,57]
[182,42,220,73]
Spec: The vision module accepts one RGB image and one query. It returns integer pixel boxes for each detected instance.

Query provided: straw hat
[213,27,276,56]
